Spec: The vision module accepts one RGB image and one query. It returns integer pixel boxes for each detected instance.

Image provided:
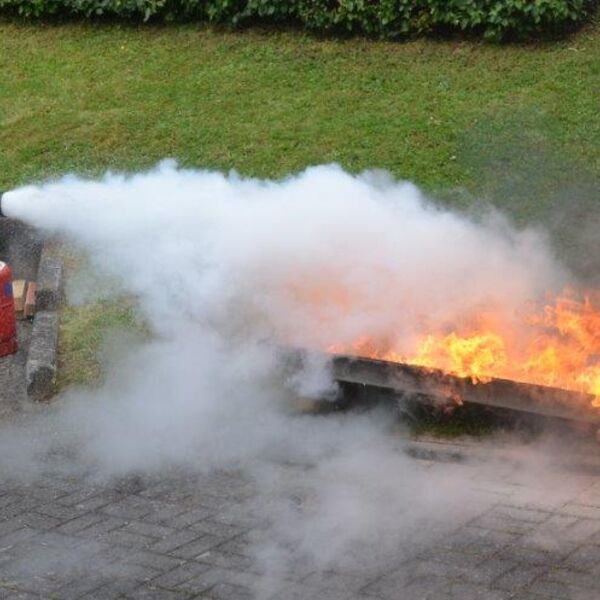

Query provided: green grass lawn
[1,17,599,402]
[1,19,599,200]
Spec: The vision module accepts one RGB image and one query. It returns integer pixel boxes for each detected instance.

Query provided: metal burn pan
[286,349,600,424]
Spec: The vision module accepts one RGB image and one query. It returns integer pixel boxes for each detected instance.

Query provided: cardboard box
[25,282,36,319]
[12,280,26,315]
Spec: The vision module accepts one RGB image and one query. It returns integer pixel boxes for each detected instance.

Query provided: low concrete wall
[26,310,60,401]
[26,243,64,401]
[36,248,64,312]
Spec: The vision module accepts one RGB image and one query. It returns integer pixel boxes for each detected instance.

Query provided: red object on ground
[0,261,17,357]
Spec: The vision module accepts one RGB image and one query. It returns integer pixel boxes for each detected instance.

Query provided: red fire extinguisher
[0,261,17,357]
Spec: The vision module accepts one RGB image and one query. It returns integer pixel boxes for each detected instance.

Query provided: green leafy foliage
[0,0,594,40]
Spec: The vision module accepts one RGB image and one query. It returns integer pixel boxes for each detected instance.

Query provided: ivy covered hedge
[0,0,594,40]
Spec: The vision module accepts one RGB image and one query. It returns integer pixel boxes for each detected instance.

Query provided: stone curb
[403,436,600,475]
[36,246,64,311]
[25,243,63,401]
[26,311,59,401]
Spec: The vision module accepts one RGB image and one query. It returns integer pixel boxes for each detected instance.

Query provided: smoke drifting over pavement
[0,162,578,588]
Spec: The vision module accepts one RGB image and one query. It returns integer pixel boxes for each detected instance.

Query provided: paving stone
[493,565,548,591]
[26,529,87,549]
[142,504,188,525]
[56,489,112,508]
[1,591,39,599]
[203,582,254,599]
[561,544,600,572]
[168,507,216,529]
[190,518,246,539]
[0,528,38,548]
[179,566,260,593]
[122,520,176,540]
[101,496,158,520]
[103,528,156,549]
[151,560,213,589]
[34,501,83,521]
[85,577,144,597]
[124,585,191,599]
[418,546,490,568]
[150,529,203,554]
[53,512,107,535]
[196,548,258,573]
[544,567,600,591]
[443,581,513,599]
[23,486,70,504]
[361,573,448,600]
[169,534,224,560]
[126,550,185,572]
[493,505,552,524]
[275,582,378,599]
[535,582,600,599]
[494,542,575,567]
[440,526,520,556]
[561,503,600,520]
[0,494,23,510]
[505,489,581,512]
[213,535,253,556]
[560,519,600,543]
[75,515,130,538]
[463,558,520,586]
[302,570,371,593]
[0,520,24,539]
[0,573,64,596]
[572,489,600,508]
[52,574,111,599]
[416,554,517,586]
[13,511,62,530]
[0,498,41,520]
[525,576,588,599]
[469,510,539,535]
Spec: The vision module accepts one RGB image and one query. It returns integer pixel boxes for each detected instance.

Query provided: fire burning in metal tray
[307,288,600,421]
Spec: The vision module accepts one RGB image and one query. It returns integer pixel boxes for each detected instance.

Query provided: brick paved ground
[1,431,600,599]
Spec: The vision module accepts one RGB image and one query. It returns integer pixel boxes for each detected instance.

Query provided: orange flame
[325,290,600,407]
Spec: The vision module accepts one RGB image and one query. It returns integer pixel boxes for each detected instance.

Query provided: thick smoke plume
[0,162,574,587]
[0,160,569,472]
[5,161,565,349]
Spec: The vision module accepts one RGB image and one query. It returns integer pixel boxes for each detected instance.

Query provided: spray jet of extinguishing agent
[0,189,30,220]
[0,191,16,219]
[0,190,24,219]
[0,191,20,219]
[0,186,69,226]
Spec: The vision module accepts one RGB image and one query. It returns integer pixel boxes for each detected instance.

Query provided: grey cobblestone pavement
[1,440,600,599]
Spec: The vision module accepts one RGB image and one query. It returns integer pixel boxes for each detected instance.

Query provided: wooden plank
[12,279,26,317]
[24,281,36,319]
[328,353,600,424]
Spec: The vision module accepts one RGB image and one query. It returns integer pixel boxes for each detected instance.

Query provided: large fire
[326,290,600,407]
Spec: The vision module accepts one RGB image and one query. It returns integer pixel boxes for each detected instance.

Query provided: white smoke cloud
[4,161,565,348]
[0,162,573,587]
